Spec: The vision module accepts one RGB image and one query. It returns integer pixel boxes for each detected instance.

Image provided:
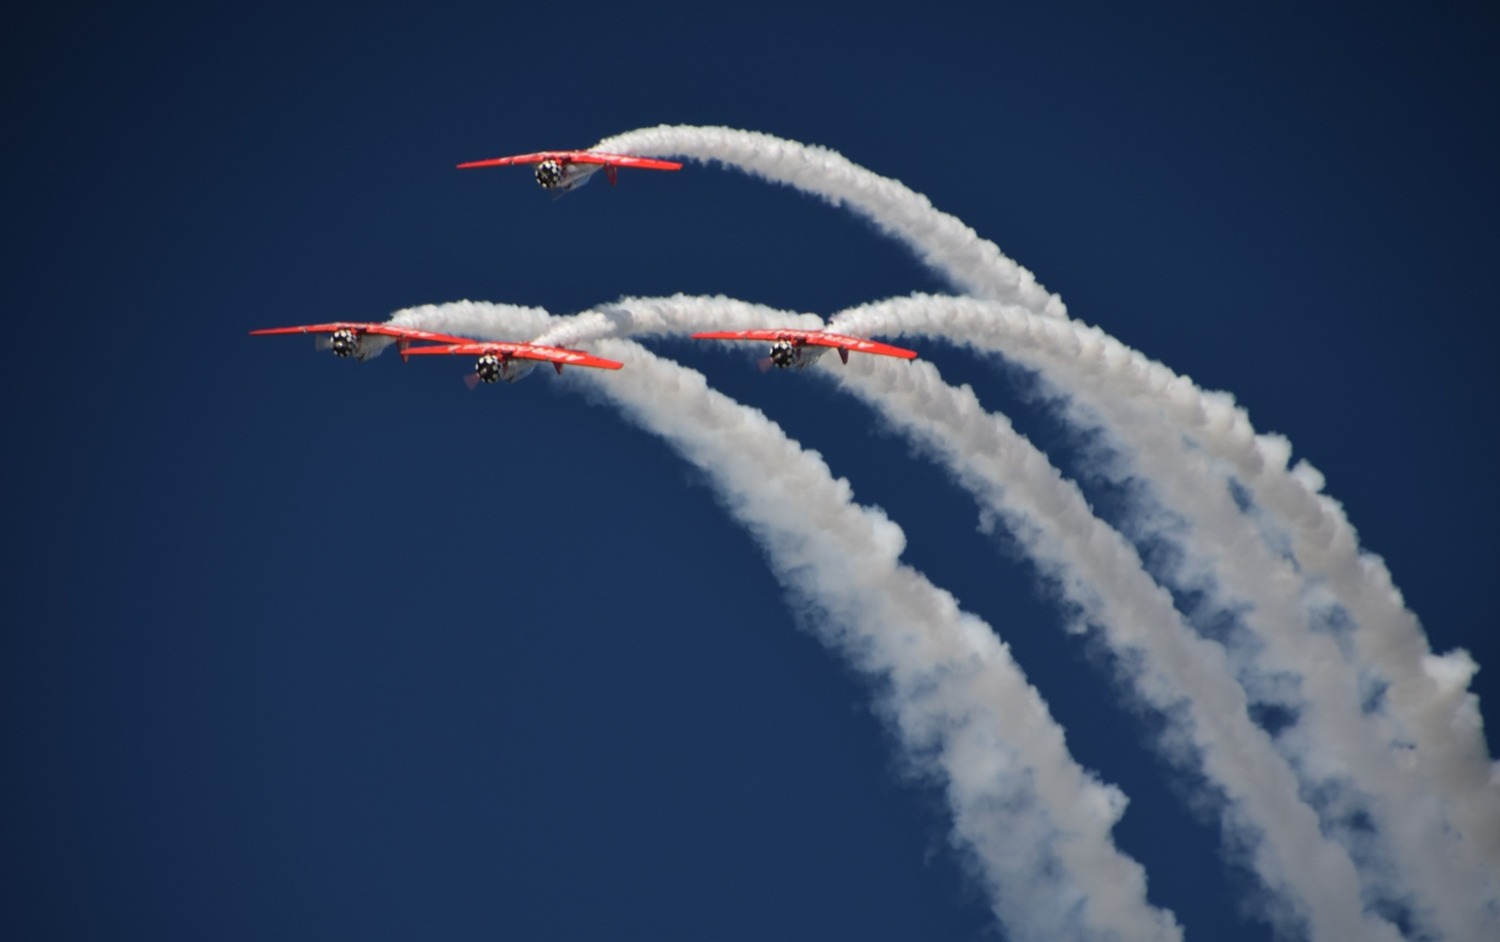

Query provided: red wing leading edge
[457,150,683,191]
[402,340,625,386]
[692,329,918,370]
[249,322,476,361]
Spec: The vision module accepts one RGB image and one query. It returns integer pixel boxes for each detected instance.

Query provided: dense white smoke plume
[394,300,1179,940]
[831,294,1500,880]
[379,126,1497,940]
[531,295,1424,940]
[542,288,1500,938]
[593,125,1066,317]
[567,338,1183,942]
[590,130,1494,857]
[595,124,1497,899]
[388,299,556,341]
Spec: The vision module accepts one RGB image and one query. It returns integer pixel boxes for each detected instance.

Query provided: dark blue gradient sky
[5,3,1495,939]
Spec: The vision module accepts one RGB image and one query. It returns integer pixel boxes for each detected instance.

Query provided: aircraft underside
[475,353,539,383]
[317,329,396,361]
[535,159,600,192]
[770,340,829,370]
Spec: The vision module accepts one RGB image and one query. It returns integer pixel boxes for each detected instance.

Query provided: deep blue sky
[5,3,1495,939]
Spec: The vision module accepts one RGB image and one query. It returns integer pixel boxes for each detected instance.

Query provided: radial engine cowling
[534,159,565,190]
[769,339,798,369]
[475,353,505,383]
[330,328,360,358]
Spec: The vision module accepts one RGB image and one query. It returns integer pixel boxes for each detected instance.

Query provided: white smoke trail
[588,129,1500,888]
[387,299,556,340]
[400,128,1493,934]
[526,295,1412,940]
[550,292,1492,936]
[536,294,826,349]
[822,352,1489,942]
[569,338,1180,942]
[830,295,1500,882]
[393,295,1495,933]
[397,303,1181,941]
[592,127,1494,858]
[591,125,1067,317]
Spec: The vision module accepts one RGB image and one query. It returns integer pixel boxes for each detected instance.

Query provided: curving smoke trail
[535,289,1499,937]
[594,126,1497,877]
[528,295,1419,940]
[391,301,1180,940]
[390,128,1495,937]
[591,127,1496,861]
[820,349,1493,942]
[829,295,1500,890]
[387,298,557,341]
[591,125,1066,318]
[561,337,1183,942]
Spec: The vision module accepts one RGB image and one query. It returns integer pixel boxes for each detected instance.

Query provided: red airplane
[691,329,919,370]
[249,322,476,362]
[457,150,683,192]
[403,340,624,386]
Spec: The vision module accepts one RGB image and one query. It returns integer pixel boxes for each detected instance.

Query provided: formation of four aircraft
[251,149,919,383]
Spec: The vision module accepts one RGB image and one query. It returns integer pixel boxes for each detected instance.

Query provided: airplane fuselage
[535,159,601,192]
[770,339,830,370]
[476,353,540,383]
[323,328,397,361]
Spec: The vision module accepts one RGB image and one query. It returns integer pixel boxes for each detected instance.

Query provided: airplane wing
[570,152,684,172]
[799,330,919,360]
[250,322,478,360]
[456,150,683,172]
[248,322,474,345]
[402,340,624,372]
[691,329,919,361]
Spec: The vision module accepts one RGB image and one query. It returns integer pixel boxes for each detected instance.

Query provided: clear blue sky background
[5,2,1495,939]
